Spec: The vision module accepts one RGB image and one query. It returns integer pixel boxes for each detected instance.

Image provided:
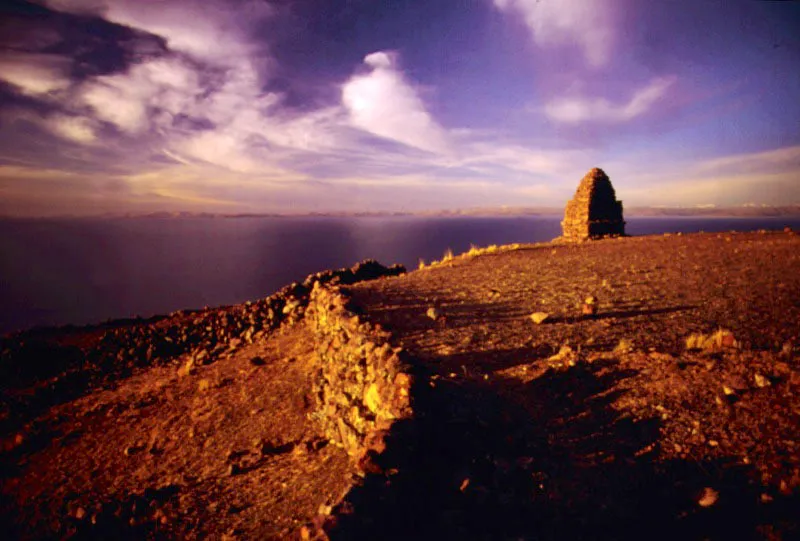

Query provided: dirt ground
[1,324,357,540]
[1,230,799,539]
[334,230,800,540]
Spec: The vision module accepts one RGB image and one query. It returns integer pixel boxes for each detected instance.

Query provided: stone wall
[305,282,413,459]
[561,167,625,240]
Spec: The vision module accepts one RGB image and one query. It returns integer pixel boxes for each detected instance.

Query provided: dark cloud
[0,1,167,86]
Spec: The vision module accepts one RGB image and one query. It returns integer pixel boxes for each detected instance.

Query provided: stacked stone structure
[561,167,625,240]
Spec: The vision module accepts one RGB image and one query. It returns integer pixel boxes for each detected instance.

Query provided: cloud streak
[544,77,676,124]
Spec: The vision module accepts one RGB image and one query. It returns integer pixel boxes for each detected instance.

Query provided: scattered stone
[178,357,195,377]
[754,373,770,388]
[530,312,549,324]
[582,295,598,316]
[698,487,719,507]
[561,168,625,240]
[548,345,576,367]
[124,444,145,456]
[614,339,633,354]
[685,329,738,352]
[426,307,439,321]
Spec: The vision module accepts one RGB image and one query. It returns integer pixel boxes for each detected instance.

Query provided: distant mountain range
[4,205,800,220]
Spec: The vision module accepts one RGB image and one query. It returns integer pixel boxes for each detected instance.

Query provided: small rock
[75,507,86,520]
[426,307,439,321]
[530,312,549,324]
[548,345,576,367]
[698,487,719,507]
[124,444,144,456]
[250,356,266,366]
[459,478,470,492]
[614,339,633,354]
[178,357,195,377]
[582,296,598,316]
[722,385,736,396]
[282,299,301,315]
[754,373,770,388]
[198,379,211,392]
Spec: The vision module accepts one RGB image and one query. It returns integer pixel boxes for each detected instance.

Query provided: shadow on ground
[327,356,798,540]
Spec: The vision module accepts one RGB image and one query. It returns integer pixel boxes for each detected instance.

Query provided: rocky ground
[1,230,799,539]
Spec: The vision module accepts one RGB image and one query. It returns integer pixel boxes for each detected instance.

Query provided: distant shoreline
[2,206,800,220]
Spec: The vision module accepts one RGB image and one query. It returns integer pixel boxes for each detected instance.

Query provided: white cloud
[47,115,97,143]
[493,0,617,68]
[81,79,149,132]
[0,53,71,95]
[342,51,449,153]
[544,77,675,123]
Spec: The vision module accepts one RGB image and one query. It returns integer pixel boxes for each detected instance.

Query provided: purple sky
[0,0,799,216]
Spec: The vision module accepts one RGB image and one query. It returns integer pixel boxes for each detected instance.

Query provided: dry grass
[419,243,524,269]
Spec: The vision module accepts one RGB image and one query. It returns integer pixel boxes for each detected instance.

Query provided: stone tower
[561,168,625,240]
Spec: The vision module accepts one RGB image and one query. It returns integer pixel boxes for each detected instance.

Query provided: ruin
[561,167,625,240]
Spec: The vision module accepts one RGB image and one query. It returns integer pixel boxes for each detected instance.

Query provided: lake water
[1,215,798,335]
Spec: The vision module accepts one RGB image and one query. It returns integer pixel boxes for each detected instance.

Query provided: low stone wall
[306,282,413,459]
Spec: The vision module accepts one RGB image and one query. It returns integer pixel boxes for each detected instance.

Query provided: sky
[0,0,799,216]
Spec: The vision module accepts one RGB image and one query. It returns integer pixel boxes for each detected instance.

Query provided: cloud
[0,53,71,95]
[42,0,271,63]
[605,144,800,206]
[493,0,617,68]
[342,51,449,153]
[544,76,676,124]
[47,115,97,143]
[694,145,800,176]
[79,56,207,133]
